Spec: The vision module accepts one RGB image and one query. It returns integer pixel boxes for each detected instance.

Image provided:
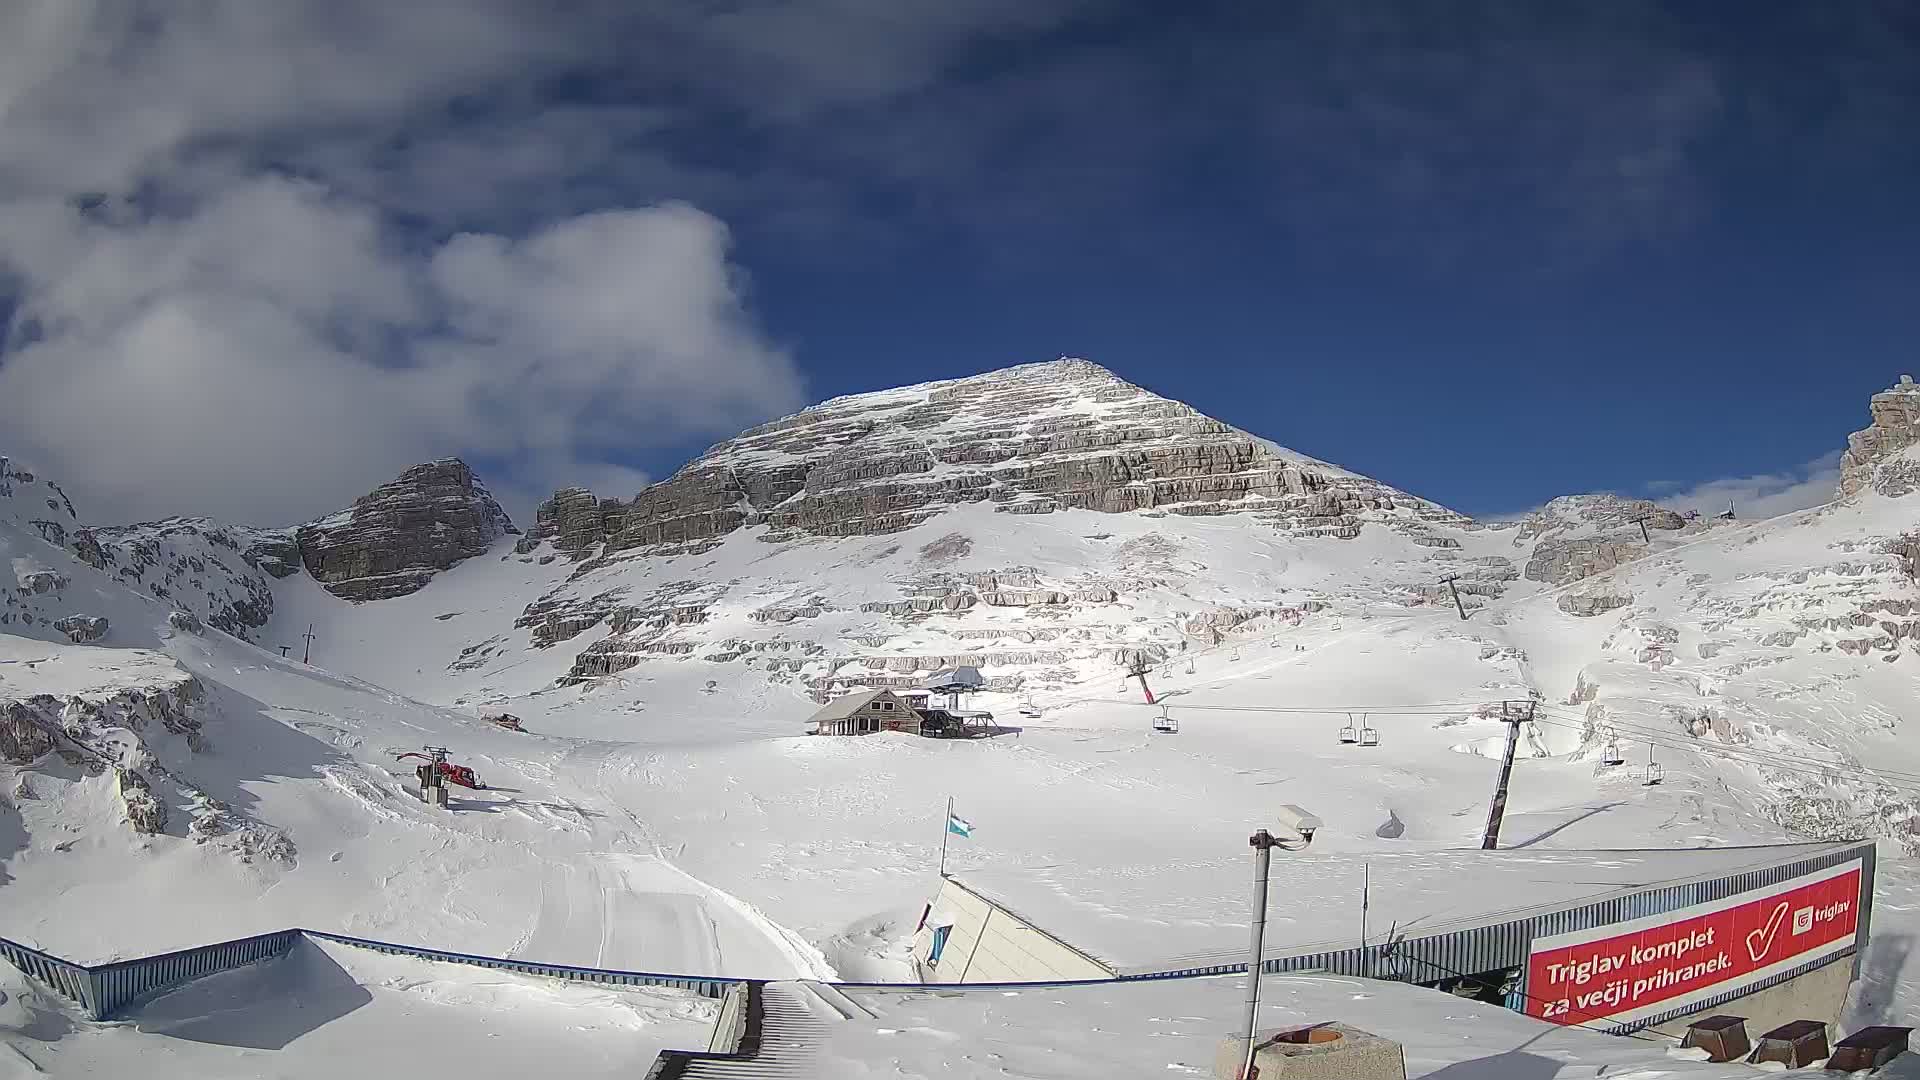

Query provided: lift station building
[912,840,1875,1038]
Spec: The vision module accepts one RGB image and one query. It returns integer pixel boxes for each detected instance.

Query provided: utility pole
[1481,700,1535,850]
[1439,575,1468,621]
[301,623,317,665]
[1629,512,1653,544]
[1241,829,1277,1080]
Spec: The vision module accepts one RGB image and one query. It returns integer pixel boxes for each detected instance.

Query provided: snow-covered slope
[8,365,1920,1073]
[267,359,1515,718]
[0,465,831,979]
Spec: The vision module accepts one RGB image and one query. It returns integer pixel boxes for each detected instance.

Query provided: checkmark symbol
[1746,901,1790,962]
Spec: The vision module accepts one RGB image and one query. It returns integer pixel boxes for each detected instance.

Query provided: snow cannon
[396,751,486,790]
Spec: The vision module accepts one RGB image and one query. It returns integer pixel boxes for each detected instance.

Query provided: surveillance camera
[1273,804,1322,841]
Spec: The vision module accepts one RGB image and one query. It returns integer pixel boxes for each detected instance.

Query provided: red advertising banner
[1526,862,1861,1026]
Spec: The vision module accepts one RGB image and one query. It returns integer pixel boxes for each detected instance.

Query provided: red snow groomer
[397,750,485,790]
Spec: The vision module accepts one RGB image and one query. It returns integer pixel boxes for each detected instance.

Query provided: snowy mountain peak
[519,357,1462,563]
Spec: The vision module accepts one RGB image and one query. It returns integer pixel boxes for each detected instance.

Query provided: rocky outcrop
[85,519,285,639]
[243,533,304,578]
[520,487,610,555]
[1841,376,1920,497]
[518,469,750,559]
[1,673,251,845]
[1,700,58,764]
[52,614,108,643]
[297,459,517,601]
[1558,590,1632,617]
[519,359,1463,554]
[117,767,166,834]
[1515,494,1687,543]
[0,456,77,525]
[1526,537,1646,587]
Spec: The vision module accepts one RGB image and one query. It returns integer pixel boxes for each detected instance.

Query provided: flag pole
[939,796,952,877]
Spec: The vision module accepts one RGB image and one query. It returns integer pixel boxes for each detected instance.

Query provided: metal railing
[0,927,738,1020]
[0,934,97,1017]
[90,929,303,1020]
[303,929,741,999]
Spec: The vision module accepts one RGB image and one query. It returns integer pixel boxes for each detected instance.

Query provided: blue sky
[0,2,1914,524]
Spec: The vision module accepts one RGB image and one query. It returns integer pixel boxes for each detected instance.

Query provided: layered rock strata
[520,359,1462,558]
[297,459,517,601]
[1840,375,1920,498]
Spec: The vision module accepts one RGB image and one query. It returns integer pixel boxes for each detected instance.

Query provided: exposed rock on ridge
[523,359,1461,558]
[297,459,517,602]
[90,519,290,638]
[1840,375,1920,498]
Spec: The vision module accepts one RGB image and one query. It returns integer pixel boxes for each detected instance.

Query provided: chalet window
[881,701,894,710]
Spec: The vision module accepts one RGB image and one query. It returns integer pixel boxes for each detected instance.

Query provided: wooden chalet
[807,689,926,736]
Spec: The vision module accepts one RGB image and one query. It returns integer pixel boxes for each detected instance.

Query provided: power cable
[1524,704,1920,787]
[1522,715,1920,799]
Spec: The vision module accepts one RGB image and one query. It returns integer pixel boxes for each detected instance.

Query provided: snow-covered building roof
[920,665,984,692]
[950,841,1861,977]
[817,974,1768,1079]
[805,689,900,723]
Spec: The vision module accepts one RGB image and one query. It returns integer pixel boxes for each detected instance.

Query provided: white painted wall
[910,878,1113,984]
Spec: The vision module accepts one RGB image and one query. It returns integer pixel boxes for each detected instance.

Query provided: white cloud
[0,179,801,526]
[0,1,812,526]
[1651,450,1843,521]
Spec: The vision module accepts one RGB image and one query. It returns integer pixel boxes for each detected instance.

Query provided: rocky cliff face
[1839,375,1920,498]
[1512,494,1699,587]
[484,361,1496,701]
[89,519,293,638]
[296,459,518,602]
[522,359,1461,560]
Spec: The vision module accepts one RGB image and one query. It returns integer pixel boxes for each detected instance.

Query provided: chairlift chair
[1185,659,1196,675]
[1595,726,1626,767]
[1152,706,1179,734]
[1338,714,1359,745]
[1359,717,1380,747]
[1231,649,1241,662]
[1644,744,1663,785]
[1018,701,1042,719]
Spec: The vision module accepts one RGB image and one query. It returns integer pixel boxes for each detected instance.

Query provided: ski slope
[9,390,1920,1072]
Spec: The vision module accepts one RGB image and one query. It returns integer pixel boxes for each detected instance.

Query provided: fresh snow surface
[820,973,1910,1079]
[952,842,1854,975]
[0,937,714,1078]
[12,410,1920,1073]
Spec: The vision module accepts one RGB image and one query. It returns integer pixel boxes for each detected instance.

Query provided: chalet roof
[806,689,894,723]
[921,665,984,692]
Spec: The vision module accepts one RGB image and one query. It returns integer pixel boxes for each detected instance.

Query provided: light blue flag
[947,811,974,838]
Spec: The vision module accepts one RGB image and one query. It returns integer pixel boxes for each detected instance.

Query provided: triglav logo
[1793,905,1815,936]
